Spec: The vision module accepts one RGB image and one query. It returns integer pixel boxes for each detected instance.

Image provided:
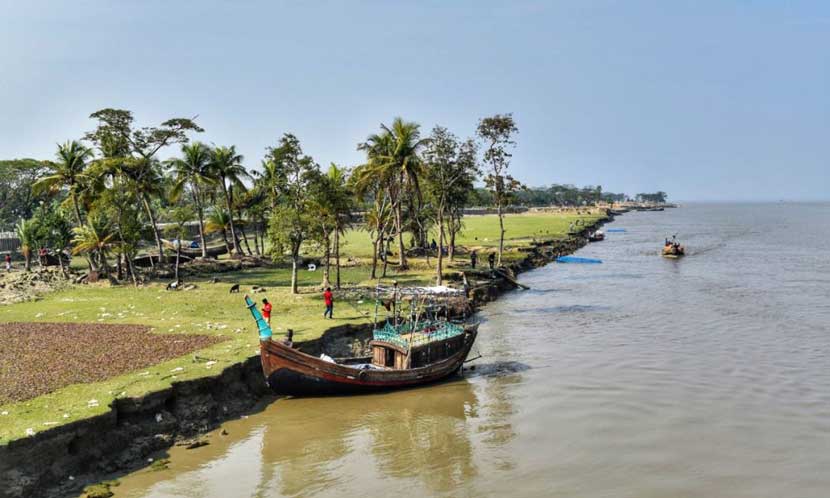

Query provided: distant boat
[606,228,626,233]
[662,240,685,258]
[556,256,602,264]
[588,230,605,242]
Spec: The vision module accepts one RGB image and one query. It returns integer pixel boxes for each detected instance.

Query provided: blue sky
[2,1,828,201]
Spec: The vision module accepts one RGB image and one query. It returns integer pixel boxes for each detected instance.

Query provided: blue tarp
[556,256,603,264]
[606,228,626,232]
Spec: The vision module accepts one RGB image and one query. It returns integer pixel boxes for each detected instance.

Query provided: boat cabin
[369,326,467,370]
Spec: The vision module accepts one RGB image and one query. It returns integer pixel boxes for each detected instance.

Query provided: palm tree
[358,118,428,270]
[35,141,94,226]
[205,210,233,255]
[15,219,36,271]
[71,215,116,274]
[167,142,215,258]
[117,157,167,264]
[209,146,250,256]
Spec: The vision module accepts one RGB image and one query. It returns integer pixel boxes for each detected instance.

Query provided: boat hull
[260,325,478,396]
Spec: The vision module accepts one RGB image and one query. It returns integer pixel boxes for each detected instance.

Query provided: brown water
[114,203,830,498]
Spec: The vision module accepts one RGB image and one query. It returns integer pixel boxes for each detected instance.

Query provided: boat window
[385,348,395,367]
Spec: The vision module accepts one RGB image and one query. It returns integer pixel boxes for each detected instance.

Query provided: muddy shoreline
[0,217,610,498]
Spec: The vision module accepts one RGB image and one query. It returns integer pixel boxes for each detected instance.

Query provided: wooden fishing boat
[245,295,478,396]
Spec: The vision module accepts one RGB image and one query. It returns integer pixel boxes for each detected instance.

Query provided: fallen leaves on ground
[0,322,226,404]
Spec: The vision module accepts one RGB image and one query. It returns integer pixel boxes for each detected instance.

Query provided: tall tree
[165,206,195,283]
[71,214,116,274]
[35,141,94,226]
[265,134,321,294]
[477,114,519,266]
[85,108,203,263]
[167,142,215,258]
[313,164,354,289]
[351,160,394,279]
[15,219,36,271]
[209,145,250,256]
[424,127,479,285]
[0,159,49,227]
[358,118,427,270]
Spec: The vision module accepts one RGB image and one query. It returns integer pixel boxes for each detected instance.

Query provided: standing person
[470,250,477,269]
[323,287,334,320]
[38,247,47,266]
[488,252,496,270]
[323,287,334,319]
[4,253,11,272]
[262,298,272,326]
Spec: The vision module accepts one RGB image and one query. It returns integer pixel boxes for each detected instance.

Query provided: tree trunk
[222,181,240,256]
[174,241,181,283]
[125,253,138,286]
[23,251,30,271]
[57,249,68,279]
[239,224,254,256]
[71,193,95,271]
[290,250,299,294]
[253,220,261,256]
[382,236,390,277]
[322,230,331,289]
[334,228,341,289]
[395,201,407,269]
[370,233,380,279]
[436,209,444,286]
[220,228,231,256]
[192,188,208,259]
[497,201,505,266]
[141,194,164,266]
[449,222,457,261]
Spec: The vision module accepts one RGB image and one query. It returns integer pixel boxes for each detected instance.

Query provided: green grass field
[0,211,604,443]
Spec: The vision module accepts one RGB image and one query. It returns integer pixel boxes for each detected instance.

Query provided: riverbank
[0,211,610,498]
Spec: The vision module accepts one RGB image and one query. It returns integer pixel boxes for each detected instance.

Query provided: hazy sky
[2,1,828,201]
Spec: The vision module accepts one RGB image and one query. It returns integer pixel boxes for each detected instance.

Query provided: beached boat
[245,292,478,396]
[588,230,605,242]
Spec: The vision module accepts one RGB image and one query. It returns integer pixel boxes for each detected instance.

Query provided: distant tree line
[469,184,628,207]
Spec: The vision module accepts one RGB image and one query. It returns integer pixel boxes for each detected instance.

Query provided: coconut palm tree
[35,140,94,226]
[358,118,427,270]
[205,209,233,255]
[209,146,250,256]
[167,142,215,258]
[15,219,36,271]
[71,215,116,274]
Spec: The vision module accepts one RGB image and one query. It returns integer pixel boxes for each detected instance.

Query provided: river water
[114,203,830,498]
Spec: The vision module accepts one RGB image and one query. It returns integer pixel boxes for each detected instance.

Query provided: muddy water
[114,203,830,498]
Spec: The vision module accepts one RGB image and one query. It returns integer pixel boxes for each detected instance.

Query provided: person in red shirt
[4,253,11,272]
[323,287,334,319]
[261,298,273,326]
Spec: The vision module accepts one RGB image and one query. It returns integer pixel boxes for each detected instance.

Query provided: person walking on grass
[262,298,272,326]
[323,287,334,319]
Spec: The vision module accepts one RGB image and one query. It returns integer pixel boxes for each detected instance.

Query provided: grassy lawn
[0,211,605,444]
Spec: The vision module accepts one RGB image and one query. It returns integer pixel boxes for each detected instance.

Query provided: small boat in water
[662,235,685,258]
[245,287,478,396]
[556,255,602,264]
[588,230,605,242]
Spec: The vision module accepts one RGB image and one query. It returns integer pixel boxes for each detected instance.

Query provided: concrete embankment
[0,217,609,498]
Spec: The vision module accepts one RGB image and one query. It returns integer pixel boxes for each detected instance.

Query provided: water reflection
[118,376,517,497]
